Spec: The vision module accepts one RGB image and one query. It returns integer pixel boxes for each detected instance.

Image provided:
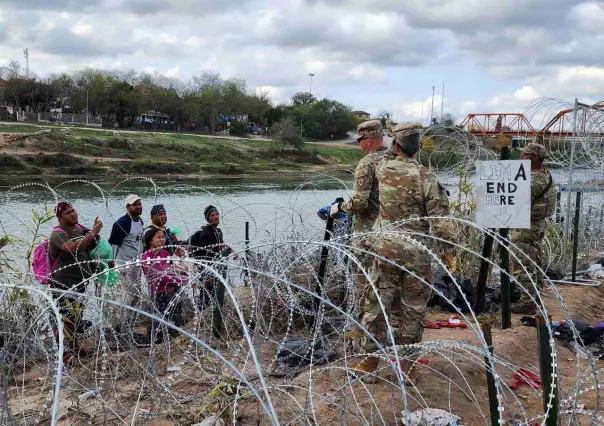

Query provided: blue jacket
[108,214,144,247]
[317,202,347,221]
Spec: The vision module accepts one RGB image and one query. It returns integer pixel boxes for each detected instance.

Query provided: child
[141,228,186,341]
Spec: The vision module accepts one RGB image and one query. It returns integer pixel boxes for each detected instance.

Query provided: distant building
[136,111,171,124]
[351,111,371,121]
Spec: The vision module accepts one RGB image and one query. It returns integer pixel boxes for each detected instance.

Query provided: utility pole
[309,73,315,95]
[430,85,435,125]
[440,81,445,122]
[23,48,29,78]
[86,88,89,125]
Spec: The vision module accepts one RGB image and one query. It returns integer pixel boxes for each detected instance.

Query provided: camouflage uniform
[339,120,388,319]
[510,143,556,313]
[362,127,455,352]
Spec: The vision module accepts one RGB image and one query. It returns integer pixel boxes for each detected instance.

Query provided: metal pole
[244,221,250,286]
[499,147,511,329]
[310,197,343,330]
[430,85,435,124]
[562,98,579,276]
[482,323,501,426]
[536,315,559,426]
[474,231,494,315]
[571,191,581,282]
[86,89,89,125]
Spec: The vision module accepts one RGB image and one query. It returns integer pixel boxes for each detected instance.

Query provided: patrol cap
[392,122,423,155]
[353,119,382,140]
[392,122,422,140]
[520,142,547,159]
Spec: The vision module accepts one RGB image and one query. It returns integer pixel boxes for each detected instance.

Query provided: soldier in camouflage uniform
[352,122,457,383]
[330,120,388,342]
[510,142,556,314]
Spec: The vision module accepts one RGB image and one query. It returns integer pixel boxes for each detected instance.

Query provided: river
[0,175,355,261]
[1,167,602,261]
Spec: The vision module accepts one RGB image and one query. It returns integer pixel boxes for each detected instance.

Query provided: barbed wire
[1,124,603,425]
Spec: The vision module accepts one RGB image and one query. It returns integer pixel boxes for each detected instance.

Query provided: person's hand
[92,216,103,235]
[440,252,457,274]
[175,247,186,257]
[329,203,341,218]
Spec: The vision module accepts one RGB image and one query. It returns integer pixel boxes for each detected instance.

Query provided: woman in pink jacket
[142,228,186,341]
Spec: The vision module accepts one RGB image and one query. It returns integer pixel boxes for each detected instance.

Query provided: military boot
[350,355,380,384]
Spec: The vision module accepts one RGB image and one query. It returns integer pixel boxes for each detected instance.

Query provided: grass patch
[0,123,41,134]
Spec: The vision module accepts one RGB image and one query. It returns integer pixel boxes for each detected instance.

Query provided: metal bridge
[460,103,604,137]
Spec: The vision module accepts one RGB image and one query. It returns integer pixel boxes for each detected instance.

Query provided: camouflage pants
[352,248,375,320]
[361,256,432,353]
[510,222,545,306]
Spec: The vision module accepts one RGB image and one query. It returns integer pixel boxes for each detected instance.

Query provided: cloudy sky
[1,0,603,125]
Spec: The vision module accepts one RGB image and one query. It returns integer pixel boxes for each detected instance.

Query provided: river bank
[0,124,363,178]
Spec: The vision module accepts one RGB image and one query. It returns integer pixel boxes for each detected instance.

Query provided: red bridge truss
[460,104,604,137]
[459,113,537,136]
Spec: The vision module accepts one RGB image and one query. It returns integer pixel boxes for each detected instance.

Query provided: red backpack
[32,225,85,285]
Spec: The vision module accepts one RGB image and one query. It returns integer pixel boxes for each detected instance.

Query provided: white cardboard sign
[475,160,532,229]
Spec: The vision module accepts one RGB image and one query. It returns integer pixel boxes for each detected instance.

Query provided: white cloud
[0,0,601,123]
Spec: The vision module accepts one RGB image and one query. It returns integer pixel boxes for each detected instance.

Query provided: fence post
[499,146,512,329]
[482,323,501,426]
[310,197,343,330]
[243,221,250,286]
[571,191,581,281]
[561,98,579,276]
[536,315,559,426]
[555,191,561,223]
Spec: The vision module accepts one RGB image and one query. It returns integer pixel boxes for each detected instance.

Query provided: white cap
[125,194,141,207]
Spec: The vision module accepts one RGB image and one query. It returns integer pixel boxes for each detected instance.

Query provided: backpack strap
[48,225,85,276]
[532,173,553,206]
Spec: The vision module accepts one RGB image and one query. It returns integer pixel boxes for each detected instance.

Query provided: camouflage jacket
[341,147,387,234]
[370,156,456,258]
[531,168,556,222]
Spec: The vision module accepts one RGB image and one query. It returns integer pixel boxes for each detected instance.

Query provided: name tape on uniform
[475,160,532,229]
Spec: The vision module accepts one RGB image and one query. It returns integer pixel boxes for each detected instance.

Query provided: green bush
[0,154,26,170]
[229,121,248,137]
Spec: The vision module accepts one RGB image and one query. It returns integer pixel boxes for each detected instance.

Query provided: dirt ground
[6,282,603,425]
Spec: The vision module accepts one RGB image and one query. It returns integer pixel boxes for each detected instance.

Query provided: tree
[376,110,391,127]
[272,116,303,149]
[291,92,316,107]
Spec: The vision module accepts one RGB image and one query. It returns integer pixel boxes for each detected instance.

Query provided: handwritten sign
[475,160,531,229]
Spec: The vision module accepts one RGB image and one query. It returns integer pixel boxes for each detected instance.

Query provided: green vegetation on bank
[0,125,363,177]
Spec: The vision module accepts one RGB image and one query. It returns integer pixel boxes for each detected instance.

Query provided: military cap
[520,142,547,158]
[353,119,382,140]
[392,122,422,141]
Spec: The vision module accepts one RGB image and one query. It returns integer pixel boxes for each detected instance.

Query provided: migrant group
[39,199,235,364]
[40,119,557,383]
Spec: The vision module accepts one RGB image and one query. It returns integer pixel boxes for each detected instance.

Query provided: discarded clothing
[552,319,604,359]
[508,368,542,391]
[400,408,460,426]
[425,318,467,329]
[428,274,476,313]
[270,337,335,378]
